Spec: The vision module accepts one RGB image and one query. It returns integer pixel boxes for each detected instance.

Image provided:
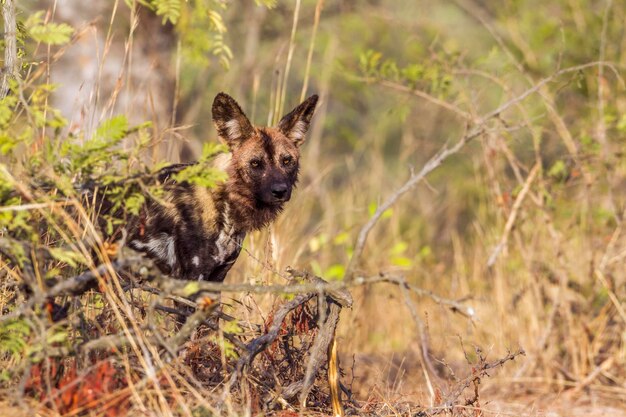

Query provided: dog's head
[212,93,318,207]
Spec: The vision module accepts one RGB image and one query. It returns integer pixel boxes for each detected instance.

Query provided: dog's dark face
[212,93,318,208]
[234,126,299,206]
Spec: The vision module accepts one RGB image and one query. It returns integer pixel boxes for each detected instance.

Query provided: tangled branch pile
[0,224,521,416]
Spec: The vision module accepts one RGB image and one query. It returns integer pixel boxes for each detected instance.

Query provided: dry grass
[1,0,626,416]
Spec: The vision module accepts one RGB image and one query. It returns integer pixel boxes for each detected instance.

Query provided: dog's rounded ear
[212,93,254,149]
[277,95,319,147]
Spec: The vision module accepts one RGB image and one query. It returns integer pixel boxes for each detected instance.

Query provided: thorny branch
[433,348,525,414]
[1,241,473,325]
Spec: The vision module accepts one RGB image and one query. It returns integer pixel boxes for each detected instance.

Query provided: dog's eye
[250,160,262,168]
[282,156,292,166]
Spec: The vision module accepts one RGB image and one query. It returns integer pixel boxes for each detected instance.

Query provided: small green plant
[358,49,453,96]
[128,0,234,68]
[0,319,31,360]
[25,11,75,45]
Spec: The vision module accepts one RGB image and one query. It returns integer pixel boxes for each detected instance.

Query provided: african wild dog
[129,93,319,282]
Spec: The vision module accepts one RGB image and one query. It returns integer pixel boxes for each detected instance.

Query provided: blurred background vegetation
[2,0,626,414]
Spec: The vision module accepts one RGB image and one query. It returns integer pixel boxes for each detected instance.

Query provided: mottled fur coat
[128,93,318,282]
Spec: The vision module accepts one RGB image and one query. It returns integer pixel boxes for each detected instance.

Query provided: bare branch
[397,277,440,397]
[46,255,146,298]
[154,271,473,318]
[355,76,474,121]
[345,61,616,280]
[2,238,469,322]
[286,266,353,307]
[296,298,341,407]
[344,130,480,280]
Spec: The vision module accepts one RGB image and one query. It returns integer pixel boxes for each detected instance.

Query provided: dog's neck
[217,186,284,233]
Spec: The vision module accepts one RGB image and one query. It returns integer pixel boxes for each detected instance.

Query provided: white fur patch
[132,234,176,267]
[214,152,232,171]
[212,203,243,264]
[223,202,232,229]
[192,256,200,266]
[289,120,307,142]
[224,119,241,140]
[164,237,176,267]
[213,230,231,264]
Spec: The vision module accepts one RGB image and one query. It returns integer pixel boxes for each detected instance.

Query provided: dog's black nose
[271,183,288,199]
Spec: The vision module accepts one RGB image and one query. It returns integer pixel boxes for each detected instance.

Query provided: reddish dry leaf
[26,358,129,416]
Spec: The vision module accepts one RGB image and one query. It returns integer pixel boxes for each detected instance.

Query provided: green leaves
[178,1,232,68]
[324,264,346,281]
[58,115,132,175]
[26,12,74,45]
[95,115,129,142]
[547,160,567,181]
[153,0,183,24]
[132,0,234,68]
[254,0,277,7]
[221,320,243,356]
[0,94,18,129]
[0,319,31,359]
[48,247,88,269]
[172,163,228,188]
[357,49,453,96]
[0,92,21,155]
[368,201,393,219]
[0,205,34,237]
[617,115,626,133]
[128,0,182,24]
[124,192,146,216]
[182,282,201,297]
[359,50,383,77]
[0,82,66,161]
[390,241,413,268]
[172,142,228,188]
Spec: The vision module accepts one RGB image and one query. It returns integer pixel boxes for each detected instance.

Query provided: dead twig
[292,296,342,406]
[219,269,352,413]
[221,293,315,401]
[164,301,220,349]
[358,273,475,318]
[433,348,525,413]
[46,255,146,298]
[397,277,438,402]
[156,272,472,318]
[286,266,353,308]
